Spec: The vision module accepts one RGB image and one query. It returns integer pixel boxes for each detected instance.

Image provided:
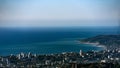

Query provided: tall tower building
[79,50,82,56]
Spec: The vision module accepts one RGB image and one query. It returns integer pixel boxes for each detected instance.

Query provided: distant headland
[80,35,120,50]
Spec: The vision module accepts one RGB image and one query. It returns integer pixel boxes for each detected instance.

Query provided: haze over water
[0,0,119,56]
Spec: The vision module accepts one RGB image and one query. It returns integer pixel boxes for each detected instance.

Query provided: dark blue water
[0,27,118,56]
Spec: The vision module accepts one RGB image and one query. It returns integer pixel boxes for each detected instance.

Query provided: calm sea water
[0,27,118,56]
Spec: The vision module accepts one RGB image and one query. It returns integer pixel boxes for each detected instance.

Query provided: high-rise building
[79,50,82,56]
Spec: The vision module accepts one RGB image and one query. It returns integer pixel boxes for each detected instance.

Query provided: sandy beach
[78,41,107,49]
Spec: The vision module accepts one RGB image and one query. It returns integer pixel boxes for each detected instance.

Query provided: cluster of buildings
[0,48,120,68]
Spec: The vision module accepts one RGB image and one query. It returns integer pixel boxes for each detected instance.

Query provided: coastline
[79,41,107,50]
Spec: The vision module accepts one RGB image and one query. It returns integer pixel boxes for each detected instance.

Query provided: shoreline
[79,41,107,49]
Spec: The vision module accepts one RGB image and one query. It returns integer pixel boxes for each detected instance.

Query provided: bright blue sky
[0,0,119,27]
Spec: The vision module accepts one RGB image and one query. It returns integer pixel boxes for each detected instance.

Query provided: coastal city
[0,35,120,68]
[0,0,120,68]
[0,49,120,68]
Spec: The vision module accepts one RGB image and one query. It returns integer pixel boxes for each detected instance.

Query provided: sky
[0,0,120,27]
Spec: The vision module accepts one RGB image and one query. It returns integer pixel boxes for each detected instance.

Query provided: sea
[0,27,118,56]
